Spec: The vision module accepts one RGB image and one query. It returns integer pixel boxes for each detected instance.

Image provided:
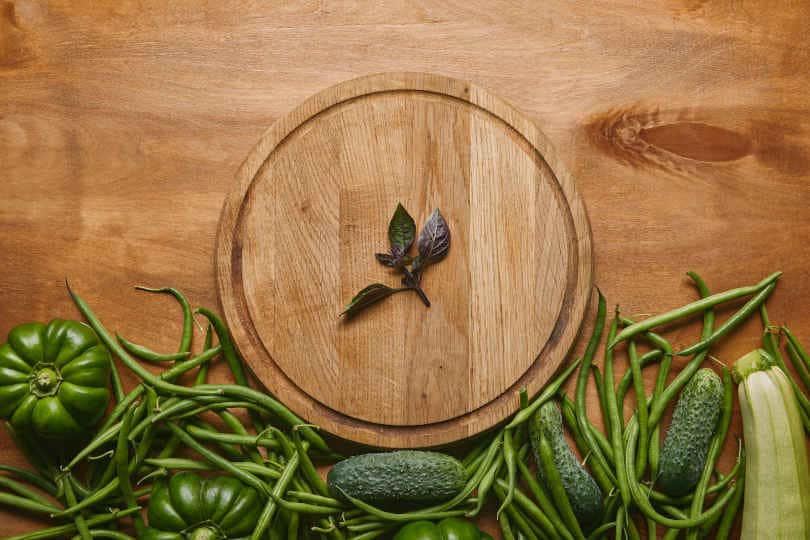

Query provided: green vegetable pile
[2,270,810,539]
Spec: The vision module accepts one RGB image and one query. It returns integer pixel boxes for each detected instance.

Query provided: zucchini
[327,450,465,506]
[529,401,603,532]
[734,349,810,539]
[658,368,723,496]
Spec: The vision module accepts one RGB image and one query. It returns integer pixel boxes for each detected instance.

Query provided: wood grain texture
[2,0,810,536]
[217,72,592,447]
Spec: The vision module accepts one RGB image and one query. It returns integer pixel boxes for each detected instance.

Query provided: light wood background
[2,0,809,537]
[217,72,592,447]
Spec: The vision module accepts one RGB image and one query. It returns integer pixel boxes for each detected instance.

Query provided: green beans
[0,492,63,516]
[590,365,611,436]
[760,308,810,428]
[676,282,777,356]
[0,476,58,506]
[194,307,265,432]
[0,466,57,496]
[337,485,469,522]
[536,434,585,540]
[184,423,279,449]
[647,288,715,432]
[608,271,781,349]
[272,494,340,515]
[500,509,517,540]
[194,307,248,386]
[649,449,743,505]
[494,487,541,540]
[713,473,744,540]
[499,427,517,517]
[783,326,810,371]
[559,396,614,495]
[286,509,300,540]
[623,417,738,528]
[585,521,616,540]
[461,435,491,468]
[134,286,194,354]
[628,340,649,479]
[7,508,141,540]
[193,384,327,452]
[616,349,664,405]
[108,355,126,404]
[115,409,145,536]
[252,453,300,540]
[61,478,90,540]
[471,449,503,516]
[506,358,583,429]
[292,426,329,496]
[67,282,219,398]
[218,409,264,463]
[785,335,810,397]
[515,460,572,540]
[603,313,630,508]
[574,292,615,487]
[561,394,612,464]
[143,458,281,479]
[165,422,268,494]
[287,491,344,508]
[614,506,625,540]
[495,479,561,540]
[116,333,190,363]
[194,323,215,385]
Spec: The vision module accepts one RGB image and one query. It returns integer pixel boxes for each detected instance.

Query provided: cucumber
[327,450,465,506]
[530,401,603,532]
[658,368,723,497]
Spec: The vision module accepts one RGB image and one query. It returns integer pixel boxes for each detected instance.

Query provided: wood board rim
[215,72,593,448]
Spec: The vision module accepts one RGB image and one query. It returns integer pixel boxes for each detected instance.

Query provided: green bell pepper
[394,518,494,540]
[143,472,263,540]
[0,319,111,440]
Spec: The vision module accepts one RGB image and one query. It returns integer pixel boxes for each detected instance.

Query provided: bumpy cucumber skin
[658,368,724,497]
[530,401,603,532]
[327,450,465,505]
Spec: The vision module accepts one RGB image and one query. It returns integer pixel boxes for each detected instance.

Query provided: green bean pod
[66,282,218,398]
[609,271,780,348]
[536,435,585,540]
[603,313,630,508]
[676,282,776,356]
[6,507,141,540]
[624,416,739,528]
[494,479,561,540]
[507,358,583,429]
[116,334,190,363]
[134,286,193,354]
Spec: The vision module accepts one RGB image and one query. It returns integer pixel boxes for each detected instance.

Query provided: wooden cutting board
[216,73,592,447]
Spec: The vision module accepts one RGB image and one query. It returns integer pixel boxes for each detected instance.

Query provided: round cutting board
[216,73,592,448]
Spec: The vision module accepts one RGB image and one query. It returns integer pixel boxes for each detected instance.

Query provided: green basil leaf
[375,253,397,267]
[388,203,416,253]
[340,284,401,318]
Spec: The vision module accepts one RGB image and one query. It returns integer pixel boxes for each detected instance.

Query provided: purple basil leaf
[417,209,450,264]
[388,203,416,253]
[340,283,400,318]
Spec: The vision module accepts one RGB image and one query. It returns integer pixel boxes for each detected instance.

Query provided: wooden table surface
[2,1,810,537]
